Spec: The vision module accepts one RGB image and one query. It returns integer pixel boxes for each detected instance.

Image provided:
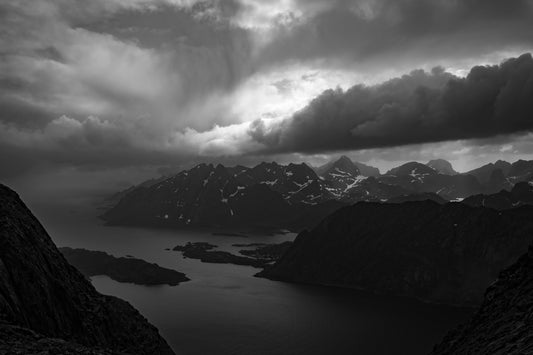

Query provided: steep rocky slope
[0,184,174,354]
[259,201,533,306]
[431,246,533,354]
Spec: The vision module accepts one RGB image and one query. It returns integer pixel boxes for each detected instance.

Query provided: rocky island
[238,241,293,262]
[173,242,269,268]
[60,247,189,286]
[172,241,293,268]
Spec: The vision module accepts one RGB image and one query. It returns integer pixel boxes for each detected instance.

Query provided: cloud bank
[249,53,533,153]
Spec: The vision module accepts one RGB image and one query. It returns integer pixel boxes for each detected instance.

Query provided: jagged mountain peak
[319,156,360,177]
[426,159,457,175]
[337,155,353,164]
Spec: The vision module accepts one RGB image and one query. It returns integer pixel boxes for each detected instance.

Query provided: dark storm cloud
[258,0,533,69]
[249,53,533,153]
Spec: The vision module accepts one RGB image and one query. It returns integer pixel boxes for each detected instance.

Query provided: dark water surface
[29,196,472,355]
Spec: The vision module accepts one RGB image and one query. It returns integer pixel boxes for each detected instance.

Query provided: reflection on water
[29,197,472,355]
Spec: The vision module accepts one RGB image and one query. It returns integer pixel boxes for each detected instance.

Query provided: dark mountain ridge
[258,201,533,306]
[462,181,533,210]
[0,184,175,354]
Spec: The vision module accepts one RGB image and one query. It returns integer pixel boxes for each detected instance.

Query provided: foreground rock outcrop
[259,201,533,306]
[432,246,533,354]
[0,184,175,354]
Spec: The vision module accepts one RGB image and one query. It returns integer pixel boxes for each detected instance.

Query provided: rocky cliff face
[259,201,533,306]
[431,246,533,354]
[0,184,174,354]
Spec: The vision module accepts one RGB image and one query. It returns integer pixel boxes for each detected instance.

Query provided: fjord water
[29,196,471,355]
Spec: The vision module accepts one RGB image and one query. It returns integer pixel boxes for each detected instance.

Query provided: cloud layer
[249,53,533,153]
[1,0,533,183]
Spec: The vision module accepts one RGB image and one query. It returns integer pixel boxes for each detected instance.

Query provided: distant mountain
[432,246,533,354]
[354,161,381,177]
[464,160,512,184]
[462,181,533,210]
[426,159,457,175]
[508,159,533,182]
[339,176,410,202]
[314,156,404,202]
[316,156,380,177]
[104,163,292,228]
[104,159,533,230]
[258,201,533,306]
[0,184,175,354]
[102,163,347,231]
[319,156,360,178]
[317,156,364,198]
[239,162,333,204]
[463,159,533,193]
[386,161,438,176]
[381,162,483,199]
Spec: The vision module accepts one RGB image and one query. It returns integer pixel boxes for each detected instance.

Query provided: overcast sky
[2,0,533,196]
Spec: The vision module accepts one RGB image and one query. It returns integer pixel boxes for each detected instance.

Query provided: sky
[1,0,533,197]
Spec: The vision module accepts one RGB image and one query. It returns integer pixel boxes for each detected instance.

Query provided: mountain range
[103,157,533,230]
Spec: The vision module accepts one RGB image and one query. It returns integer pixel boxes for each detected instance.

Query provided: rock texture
[0,184,174,354]
[259,201,533,306]
[60,247,189,286]
[0,322,120,355]
[431,246,533,354]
